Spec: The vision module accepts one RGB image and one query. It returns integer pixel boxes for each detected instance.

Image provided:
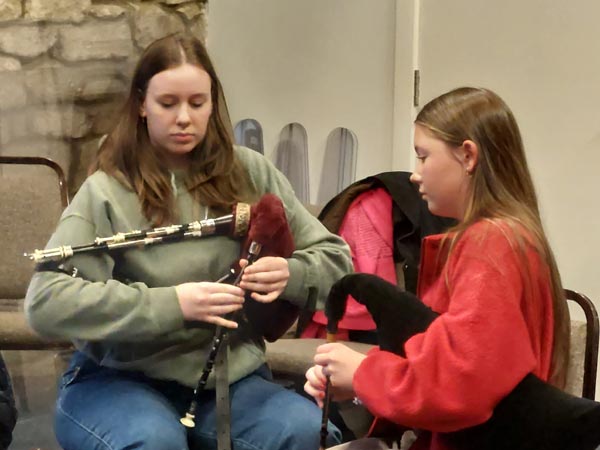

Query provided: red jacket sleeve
[353,224,548,432]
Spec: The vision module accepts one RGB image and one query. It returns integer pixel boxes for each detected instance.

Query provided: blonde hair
[416,87,569,387]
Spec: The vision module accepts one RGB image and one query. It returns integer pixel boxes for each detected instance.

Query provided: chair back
[0,156,68,300]
[564,289,599,400]
[0,156,72,350]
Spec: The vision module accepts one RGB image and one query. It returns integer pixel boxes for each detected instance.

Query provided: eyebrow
[154,95,206,106]
[155,92,209,100]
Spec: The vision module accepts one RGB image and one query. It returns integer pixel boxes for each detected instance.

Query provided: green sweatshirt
[25,146,352,388]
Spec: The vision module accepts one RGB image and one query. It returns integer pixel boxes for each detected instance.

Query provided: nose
[176,104,191,127]
[409,171,421,185]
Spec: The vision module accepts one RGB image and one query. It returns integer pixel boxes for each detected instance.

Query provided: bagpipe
[27,193,299,341]
[27,193,300,429]
[323,273,600,450]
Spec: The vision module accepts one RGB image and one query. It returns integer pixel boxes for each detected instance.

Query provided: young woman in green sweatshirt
[25,34,352,450]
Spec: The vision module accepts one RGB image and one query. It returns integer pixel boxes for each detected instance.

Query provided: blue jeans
[55,352,341,450]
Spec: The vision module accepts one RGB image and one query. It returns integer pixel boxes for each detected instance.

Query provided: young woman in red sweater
[304,87,570,450]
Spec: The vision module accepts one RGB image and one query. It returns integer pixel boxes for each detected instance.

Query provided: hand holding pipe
[180,193,296,428]
[323,273,600,450]
[179,241,262,429]
[236,193,298,342]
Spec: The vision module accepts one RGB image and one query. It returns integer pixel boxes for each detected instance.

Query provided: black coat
[318,171,456,294]
[0,354,16,450]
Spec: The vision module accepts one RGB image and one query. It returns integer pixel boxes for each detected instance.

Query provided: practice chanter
[318,278,352,450]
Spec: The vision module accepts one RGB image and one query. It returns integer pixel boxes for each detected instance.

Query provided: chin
[169,144,197,154]
[425,202,439,215]
[427,204,451,219]
[431,206,459,221]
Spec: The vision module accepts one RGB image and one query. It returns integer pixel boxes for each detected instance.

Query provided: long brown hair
[416,87,569,387]
[91,34,254,225]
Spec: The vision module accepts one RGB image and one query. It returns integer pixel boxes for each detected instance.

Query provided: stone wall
[0,0,208,194]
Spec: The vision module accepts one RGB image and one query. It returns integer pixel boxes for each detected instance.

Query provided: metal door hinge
[413,69,420,107]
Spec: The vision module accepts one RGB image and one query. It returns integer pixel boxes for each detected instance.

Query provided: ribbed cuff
[281,258,308,308]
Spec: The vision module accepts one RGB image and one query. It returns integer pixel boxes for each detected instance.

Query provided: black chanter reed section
[179,240,261,429]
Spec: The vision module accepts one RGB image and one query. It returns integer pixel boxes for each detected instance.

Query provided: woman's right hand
[175,282,245,328]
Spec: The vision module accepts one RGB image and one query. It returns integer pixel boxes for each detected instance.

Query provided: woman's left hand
[239,256,289,303]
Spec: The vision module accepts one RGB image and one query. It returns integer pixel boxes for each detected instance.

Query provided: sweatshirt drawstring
[170,172,178,197]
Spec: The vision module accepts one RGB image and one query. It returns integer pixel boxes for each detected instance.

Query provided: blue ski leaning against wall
[317,127,358,206]
[234,118,264,154]
[274,122,310,203]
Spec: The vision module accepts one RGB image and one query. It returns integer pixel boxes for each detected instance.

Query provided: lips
[171,133,194,143]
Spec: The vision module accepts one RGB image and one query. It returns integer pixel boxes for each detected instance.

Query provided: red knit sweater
[353,220,555,450]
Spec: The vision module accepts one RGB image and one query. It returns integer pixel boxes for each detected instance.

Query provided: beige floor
[2,350,64,450]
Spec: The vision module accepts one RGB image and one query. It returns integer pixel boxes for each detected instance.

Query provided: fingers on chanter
[248,290,278,303]
[212,315,239,329]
